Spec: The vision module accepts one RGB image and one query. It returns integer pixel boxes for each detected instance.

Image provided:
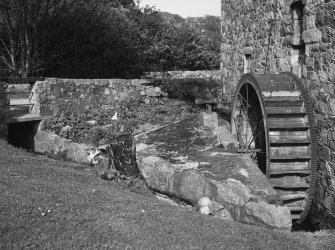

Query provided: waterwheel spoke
[246,118,264,149]
[246,84,249,145]
[237,94,251,147]
[237,93,264,151]
[238,92,262,124]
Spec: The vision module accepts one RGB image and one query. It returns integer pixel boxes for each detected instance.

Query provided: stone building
[220,0,335,226]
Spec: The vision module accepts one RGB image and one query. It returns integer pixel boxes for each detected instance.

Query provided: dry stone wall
[31,78,152,118]
[0,82,9,140]
[30,76,225,144]
[144,70,223,80]
[221,0,335,226]
[144,70,231,104]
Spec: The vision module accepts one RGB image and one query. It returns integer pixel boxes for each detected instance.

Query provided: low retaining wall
[31,78,152,118]
[0,82,9,140]
[144,70,223,80]
[144,70,233,103]
[30,76,227,118]
[29,76,228,144]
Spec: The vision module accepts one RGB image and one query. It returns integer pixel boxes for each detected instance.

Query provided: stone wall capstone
[221,0,335,226]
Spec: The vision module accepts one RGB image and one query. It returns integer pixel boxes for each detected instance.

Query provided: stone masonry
[30,76,224,123]
[144,70,232,104]
[144,70,223,80]
[221,0,335,226]
[0,82,9,140]
[30,78,152,117]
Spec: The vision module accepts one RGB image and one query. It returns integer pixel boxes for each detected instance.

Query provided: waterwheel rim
[231,74,270,176]
[231,73,317,224]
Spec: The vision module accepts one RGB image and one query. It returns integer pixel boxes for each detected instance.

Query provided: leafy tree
[142,14,220,72]
[43,1,161,78]
[0,0,220,78]
[0,0,66,77]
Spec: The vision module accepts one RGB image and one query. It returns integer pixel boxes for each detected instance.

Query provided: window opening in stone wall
[291,1,304,37]
[244,54,251,74]
[290,1,305,78]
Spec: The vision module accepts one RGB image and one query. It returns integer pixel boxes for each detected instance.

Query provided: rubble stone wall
[31,78,152,117]
[145,70,231,103]
[31,75,225,121]
[0,82,9,140]
[144,70,223,80]
[221,0,335,226]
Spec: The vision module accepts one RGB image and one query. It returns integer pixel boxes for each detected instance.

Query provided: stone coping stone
[34,130,91,164]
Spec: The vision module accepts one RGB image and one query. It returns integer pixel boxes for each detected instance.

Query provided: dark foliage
[0,0,221,78]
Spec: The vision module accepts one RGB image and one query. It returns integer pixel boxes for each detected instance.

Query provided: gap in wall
[7,121,40,151]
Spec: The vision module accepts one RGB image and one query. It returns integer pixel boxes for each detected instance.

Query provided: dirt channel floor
[0,140,334,249]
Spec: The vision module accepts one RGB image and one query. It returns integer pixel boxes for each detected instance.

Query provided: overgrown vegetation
[44,95,200,144]
[0,0,221,78]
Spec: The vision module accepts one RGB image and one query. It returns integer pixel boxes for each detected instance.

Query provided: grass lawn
[0,139,334,249]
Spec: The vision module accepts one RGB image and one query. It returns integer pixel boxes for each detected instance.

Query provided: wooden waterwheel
[231,72,317,223]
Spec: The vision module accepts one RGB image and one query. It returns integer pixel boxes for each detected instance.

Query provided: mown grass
[0,139,334,249]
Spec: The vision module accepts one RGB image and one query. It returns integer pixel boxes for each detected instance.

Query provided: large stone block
[199,112,218,130]
[145,86,162,97]
[138,156,175,193]
[173,170,213,203]
[212,179,251,207]
[302,29,322,44]
[34,130,90,164]
[244,201,292,230]
[329,64,335,82]
[216,126,239,149]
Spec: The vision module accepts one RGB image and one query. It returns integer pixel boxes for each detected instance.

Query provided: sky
[138,0,221,18]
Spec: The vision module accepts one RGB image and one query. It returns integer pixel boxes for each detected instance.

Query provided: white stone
[200,112,218,130]
[146,87,162,97]
[199,206,211,215]
[198,197,212,207]
[238,168,249,178]
[86,120,98,126]
[104,88,110,95]
[87,148,101,165]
